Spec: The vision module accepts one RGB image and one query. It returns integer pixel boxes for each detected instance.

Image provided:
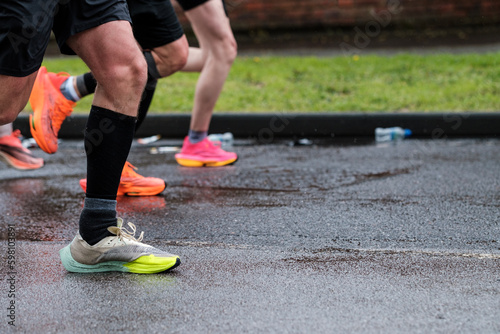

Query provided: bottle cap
[404,129,412,137]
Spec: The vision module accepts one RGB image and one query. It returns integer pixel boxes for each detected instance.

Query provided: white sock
[0,123,13,137]
[60,76,81,102]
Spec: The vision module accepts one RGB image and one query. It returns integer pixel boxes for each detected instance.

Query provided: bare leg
[0,73,37,124]
[150,35,189,78]
[183,0,238,132]
[66,21,147,117]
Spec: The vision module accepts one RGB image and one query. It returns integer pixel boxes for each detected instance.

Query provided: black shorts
[176,0,228,15]
[127,0,184,50]
[0,0,131,77]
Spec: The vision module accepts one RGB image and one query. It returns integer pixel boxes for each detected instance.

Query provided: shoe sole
[0,150,44,170]
[59,244,180,274]
[79,180,167,197]
[29,114,54,154]
[29,68,57,154]
[120,181,167,196]
[175,156,238,167]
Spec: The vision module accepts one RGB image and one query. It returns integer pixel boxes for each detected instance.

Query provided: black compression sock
[79,105,136,245]
[136,76,157,131]
[84,105,136,199]
[135,51,161,132]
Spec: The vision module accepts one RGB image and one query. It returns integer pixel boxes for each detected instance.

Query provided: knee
[173,39,189,72]
[102,55,148,97]
[155,37,189,77]
[218,35,238,66]
[168,41,189,75]
[125,55,148,93]
[226,37,238,63]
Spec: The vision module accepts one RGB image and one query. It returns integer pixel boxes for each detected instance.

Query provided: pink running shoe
[175,137,238,167]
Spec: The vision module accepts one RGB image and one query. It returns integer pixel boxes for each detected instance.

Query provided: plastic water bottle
[207,132,234,147]
[375,127,412,142]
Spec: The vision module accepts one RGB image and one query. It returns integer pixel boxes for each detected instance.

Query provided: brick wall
[173,0,500,31]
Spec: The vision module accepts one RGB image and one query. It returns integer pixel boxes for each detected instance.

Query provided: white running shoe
[60,218,180,274]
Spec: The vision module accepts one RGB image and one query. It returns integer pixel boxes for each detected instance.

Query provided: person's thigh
[184,0,234,50]
[66,21,143,83]
[150,36,189,77]
[55,0,146,115]
[128,0,188,76]
[52,0,131,55]
[67,21,146,116]
[0,73,37,124]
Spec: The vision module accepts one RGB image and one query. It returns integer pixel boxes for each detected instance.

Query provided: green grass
[36,52,500,113]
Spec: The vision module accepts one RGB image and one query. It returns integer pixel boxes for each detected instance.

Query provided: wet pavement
[1,137,499,333]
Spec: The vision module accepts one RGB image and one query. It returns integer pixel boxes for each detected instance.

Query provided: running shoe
[0,130,44,170]
[79,161,167,196]
[175,137,238,167]
[29,66,76,154]
[59,218,180,274]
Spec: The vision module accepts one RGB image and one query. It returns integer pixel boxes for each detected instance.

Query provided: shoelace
[108,221,144,242]
[51,99,74,133]
[122,162,144,179]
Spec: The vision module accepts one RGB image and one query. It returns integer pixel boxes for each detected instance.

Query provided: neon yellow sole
[124,254,180,274]
[60,245,180,274]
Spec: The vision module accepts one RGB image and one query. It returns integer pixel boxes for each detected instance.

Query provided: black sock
[84,106,136,199]
[75,72,97,98]
[136,51,161,132]
[79,106,136,245]
[79,198,117,245]
[136,76,157,132]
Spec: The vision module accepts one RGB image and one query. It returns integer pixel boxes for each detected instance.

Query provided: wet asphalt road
[0,137,499,333]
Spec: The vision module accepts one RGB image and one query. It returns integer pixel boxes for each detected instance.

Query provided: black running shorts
[176,0,228,15]
[0,0,131,77]
[127,0,185,50]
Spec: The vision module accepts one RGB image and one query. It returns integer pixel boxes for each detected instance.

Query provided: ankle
[188,129,207,144]
[60,77,81,102]
[78,198,117,245]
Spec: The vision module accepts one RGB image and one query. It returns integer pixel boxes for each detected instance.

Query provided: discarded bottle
[137,134,161,145]
[208,132,234,147]
[375,127,412,142]
[149,146,180,154]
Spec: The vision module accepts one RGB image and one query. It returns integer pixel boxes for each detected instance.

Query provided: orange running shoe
[0,130,44,170]
[29,66,76,154]
[79,162,166,196]
[175,137,238,167]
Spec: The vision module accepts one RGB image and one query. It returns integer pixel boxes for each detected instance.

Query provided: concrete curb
[13,112,500,140]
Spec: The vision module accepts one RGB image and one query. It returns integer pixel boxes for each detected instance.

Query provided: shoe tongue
[116,217,123,228]
[122,163,142,178]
